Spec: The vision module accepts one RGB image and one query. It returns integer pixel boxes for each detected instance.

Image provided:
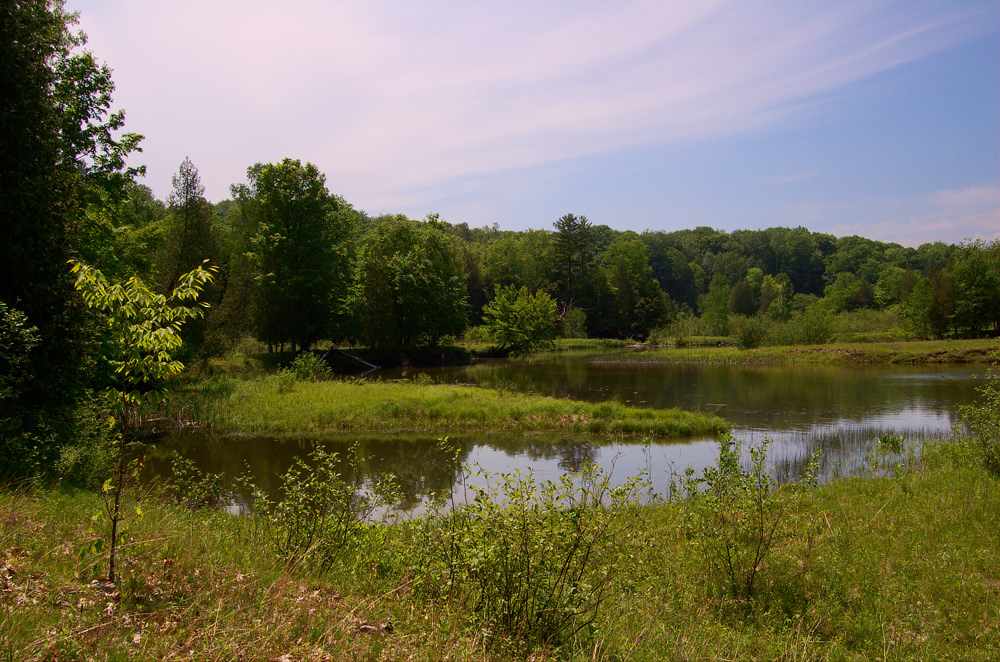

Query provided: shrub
[483,285,558,356]
[559,306,588,339]
[289,352,333,381]
[166,454,229,510]
[0,300,44,478]
[462,324,492,345]
[680,434,819,602]
[651,314,708,347]
[733,315,769,349]
[961,369,1000,476]
[414,461,644,650]
[770,303,834,345]
[243,445,400,573]
[830,308,906,342]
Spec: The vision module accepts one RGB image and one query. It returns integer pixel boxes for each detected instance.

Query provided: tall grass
[4,435,999,659]
[186,375,728,439]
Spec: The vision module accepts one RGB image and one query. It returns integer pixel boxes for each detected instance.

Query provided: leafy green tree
[758,273,792,319]
[1,0,143,473]
[729,280,757,316]
[767,228,827,295]
[209,186,261,347]
[482,285,558,355]
[482,230,555,293]
[902,276,935,339]
[598,237,672,338]
[824,272,873,311]
[244,159,355,351]
[156,158,221,355]
[71,259,215,582]
[700,274,731,336]
[644,235,698,309]
[950,243,1000,337]
[355,216,468,350]
[874,266,916,308]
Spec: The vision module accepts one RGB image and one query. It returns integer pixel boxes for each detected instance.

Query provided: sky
[70,0,1000,245]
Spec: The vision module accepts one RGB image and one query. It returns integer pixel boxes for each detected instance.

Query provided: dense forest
[64,162,1000,354]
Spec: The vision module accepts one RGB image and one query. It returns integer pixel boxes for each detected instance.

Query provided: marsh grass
[587,338,1000,367]
[184,376,728,439]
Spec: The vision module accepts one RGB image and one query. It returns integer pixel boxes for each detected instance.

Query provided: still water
[152,360,988,510]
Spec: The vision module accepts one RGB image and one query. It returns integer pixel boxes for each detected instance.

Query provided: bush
[289,352,333,381]
[732,315,769,349]
[243,446,399,573]
[0,300,46,479]
[482,285,558,356]
[680,434,819,602]
[769,303,834,346]
[831,308,908,342]
[559,306,588,339]
[462,324,492,345]
[414,461,644,650]
[650,314,709,347]
[166,454,229,510]
[961,369,1000,476]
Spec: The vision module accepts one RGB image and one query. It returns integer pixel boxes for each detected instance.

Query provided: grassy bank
[3,440,998,660]
[187,376,727,438]
[530,337,998,366]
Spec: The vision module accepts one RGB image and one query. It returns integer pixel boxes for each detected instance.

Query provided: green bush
[769,303,834,345]
[462,324,492,345]
[482,285,558,356]
[831,308,908,342]
[559,306,588,339]
[961,369,1000,476]
[732,315,769,349]
[166,454,229,510]
[414,461,644,650]
[679,434,819,602]
[650,314,710,347]
[243,446,399,573]
[289,352,333,381]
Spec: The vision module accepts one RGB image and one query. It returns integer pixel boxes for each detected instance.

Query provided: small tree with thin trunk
[71,259,215,583]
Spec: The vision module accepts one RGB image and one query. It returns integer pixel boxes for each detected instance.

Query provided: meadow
[3,438,997,660]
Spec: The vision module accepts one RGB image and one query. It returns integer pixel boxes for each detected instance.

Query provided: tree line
[97,159,1000,355]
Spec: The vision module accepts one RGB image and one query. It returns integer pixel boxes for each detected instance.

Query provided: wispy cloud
[811,185,1000,245]
[73,0,995,209]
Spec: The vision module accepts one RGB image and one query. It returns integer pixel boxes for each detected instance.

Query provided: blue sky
[72,0,999,244]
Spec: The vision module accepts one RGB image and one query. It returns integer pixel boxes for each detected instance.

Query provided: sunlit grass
[188,376,728,439]
[552,338,999,366]
[3,439,998,659]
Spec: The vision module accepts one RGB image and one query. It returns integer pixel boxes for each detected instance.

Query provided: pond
[151,360,988,511]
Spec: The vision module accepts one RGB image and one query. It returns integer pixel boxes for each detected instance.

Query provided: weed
[288,352,333,381]
[165,454,229,509]
[961,370,1000,476]
[680,434,820,603]
[242,445,400,573]
[414,455,646,650]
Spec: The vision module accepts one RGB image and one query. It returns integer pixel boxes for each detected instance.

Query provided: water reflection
[149,362,983,513]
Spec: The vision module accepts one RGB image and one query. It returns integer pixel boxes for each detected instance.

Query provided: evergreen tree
[158,158,219,292]
[553,213,599,312]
